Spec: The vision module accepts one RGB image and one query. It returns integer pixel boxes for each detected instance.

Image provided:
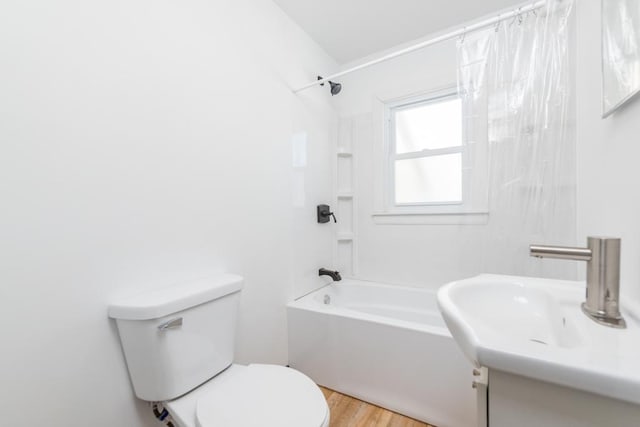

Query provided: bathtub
[287,279,478,427]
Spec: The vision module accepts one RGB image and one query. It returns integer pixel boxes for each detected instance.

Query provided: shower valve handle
[320,210,337,223]
[317,204,337,223]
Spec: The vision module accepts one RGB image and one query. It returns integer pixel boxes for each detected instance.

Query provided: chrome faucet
[530,236,626,328]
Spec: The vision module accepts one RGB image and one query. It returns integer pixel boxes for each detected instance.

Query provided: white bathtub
[287,279,478,427]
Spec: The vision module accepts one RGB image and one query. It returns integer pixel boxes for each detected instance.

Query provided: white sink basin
[437,274,640,405]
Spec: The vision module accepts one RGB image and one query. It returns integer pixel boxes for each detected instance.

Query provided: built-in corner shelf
[336,232,354,241]
[335,117,357,277]
[337,192,353,199]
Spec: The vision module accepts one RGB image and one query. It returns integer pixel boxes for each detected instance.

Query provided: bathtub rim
[288,278,451,338]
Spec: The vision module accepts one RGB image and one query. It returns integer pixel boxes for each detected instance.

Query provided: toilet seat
[195,364,329,427]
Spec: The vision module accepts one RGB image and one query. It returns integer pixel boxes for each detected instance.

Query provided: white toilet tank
[108,274,243,402]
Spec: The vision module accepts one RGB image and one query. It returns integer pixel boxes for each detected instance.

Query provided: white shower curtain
[457,0,577,279]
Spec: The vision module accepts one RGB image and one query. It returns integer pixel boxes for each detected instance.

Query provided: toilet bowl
[108,274,329,427]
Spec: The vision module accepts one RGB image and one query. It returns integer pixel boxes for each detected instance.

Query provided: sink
[437,274,640,405]
[440,278,583,361]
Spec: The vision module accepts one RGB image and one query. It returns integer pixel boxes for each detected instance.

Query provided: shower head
[317,76,342,96]
[329,81,342,96]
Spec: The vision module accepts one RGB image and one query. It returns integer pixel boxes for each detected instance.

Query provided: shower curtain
[457,0,577,279]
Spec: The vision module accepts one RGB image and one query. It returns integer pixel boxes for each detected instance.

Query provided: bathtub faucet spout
[319,268,342,282]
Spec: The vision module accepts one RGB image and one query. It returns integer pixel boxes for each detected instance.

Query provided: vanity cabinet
[487,370,640,427]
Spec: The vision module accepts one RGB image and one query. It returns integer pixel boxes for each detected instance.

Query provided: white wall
[0,0,336,425]
[576,0,640,303]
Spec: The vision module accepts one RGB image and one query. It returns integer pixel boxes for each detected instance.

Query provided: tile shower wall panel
[337,241,354,276]
[290,109,337,299]
[337,199,354,234]
[337,156,353,193]
[338,118,353,153]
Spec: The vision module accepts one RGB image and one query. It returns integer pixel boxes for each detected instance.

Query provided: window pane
[395,97,462,154]
[395,154,462,204]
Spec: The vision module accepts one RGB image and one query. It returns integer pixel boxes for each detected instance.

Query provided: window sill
[372,211,489,225]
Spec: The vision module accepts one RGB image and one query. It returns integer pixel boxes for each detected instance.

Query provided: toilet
[108,274,330,427]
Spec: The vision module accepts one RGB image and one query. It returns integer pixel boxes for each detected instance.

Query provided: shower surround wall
[332,11,577,289]
[333,40,488,288]
[0,0,336,426]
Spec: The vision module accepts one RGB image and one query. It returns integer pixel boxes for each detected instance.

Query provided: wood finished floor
[320,387,435,427]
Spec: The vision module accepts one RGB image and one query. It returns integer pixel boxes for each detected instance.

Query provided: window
[390,94,463,206]
[374,87,488,223]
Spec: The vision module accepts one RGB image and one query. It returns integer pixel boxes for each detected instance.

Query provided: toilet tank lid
[108,274,243,320]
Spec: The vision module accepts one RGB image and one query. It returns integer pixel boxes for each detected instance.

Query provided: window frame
[385,88,469,213]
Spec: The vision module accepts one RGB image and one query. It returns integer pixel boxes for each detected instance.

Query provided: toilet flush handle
[157,317,183,331]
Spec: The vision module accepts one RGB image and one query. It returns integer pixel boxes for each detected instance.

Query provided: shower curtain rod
[293,0,546,93]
